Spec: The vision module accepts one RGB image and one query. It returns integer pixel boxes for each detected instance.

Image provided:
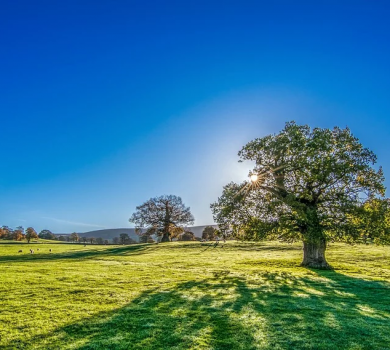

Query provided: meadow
[0,240,389,350]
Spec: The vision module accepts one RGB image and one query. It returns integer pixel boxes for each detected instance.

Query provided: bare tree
[130,195,194,242]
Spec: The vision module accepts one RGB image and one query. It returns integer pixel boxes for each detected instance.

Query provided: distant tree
[25,227,38,243]
[0,226,8,239]
[129,195,194,242]
[58,235,66,241]
[70,232,79,243]
[2,226,13,240]
[89,237,95,244]
[202,226,217,240]
[38,229,56,240]
[135,227,152,244]
[181,231,196,241]
[96,237,104,245]
[354,198,390,244]
[66,236,71,242]
[211,122,387,269]
[81,236,87,243]
[12,226,24,241]
[104,239,109,245]
[119,233,130,245]
[112,237,120,245]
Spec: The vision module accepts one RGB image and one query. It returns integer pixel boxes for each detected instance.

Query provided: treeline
[0,226,41,243]
[1,225,221,244]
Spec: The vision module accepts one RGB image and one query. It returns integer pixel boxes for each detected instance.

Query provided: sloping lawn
[1,240,389,349]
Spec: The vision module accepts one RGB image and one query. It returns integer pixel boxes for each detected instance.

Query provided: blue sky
[1,0,389,233]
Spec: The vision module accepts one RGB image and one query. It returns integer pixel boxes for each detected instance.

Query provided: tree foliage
[0,226,11,239]
[129,195,194,242]
[120,233,130,244]
[70,232,79,242]
[202,226,217,240]
[211,122,388,269]
[12,226,25,241]
[38,229,56,240]
[25,227,38,243]
[180,231,196,241]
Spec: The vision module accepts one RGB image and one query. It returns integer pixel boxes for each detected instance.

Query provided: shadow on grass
[0,244,151,263]
[167,242,303,253]
[226,243,303,252]
[6,271,390,350]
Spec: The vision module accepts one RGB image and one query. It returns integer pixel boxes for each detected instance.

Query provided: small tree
[355,198,390,244]
[96,237,104,245]
[120,233,130,244]
[70,232,79,243]
[58,235,66,241]
[25,227,38,243]
[2,226,13,240]
[39,229,56,240]
[181,231,196,241]
[89,237,95,244]
[113,237,120,245]
[81,236,87,244]
[12,226,24,241]
[202,226,217,240]
[129,195,194,242]
[104,239,109,245]
[0,226,8,239]
[135,227,155,244]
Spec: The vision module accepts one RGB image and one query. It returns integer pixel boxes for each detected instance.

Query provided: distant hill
[55,225,218,241]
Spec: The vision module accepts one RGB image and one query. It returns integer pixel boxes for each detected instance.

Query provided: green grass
[1,241,389,350]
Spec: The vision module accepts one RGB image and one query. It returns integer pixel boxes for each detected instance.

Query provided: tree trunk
[161,202,171,243]
[161,232,170,242]
[301,240,332,269]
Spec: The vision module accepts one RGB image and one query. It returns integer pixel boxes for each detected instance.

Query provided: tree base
[301,241,332,270]
[300,261,333,270]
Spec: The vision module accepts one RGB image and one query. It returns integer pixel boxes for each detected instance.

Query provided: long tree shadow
[5,270,390,349]
[0,244,151,263]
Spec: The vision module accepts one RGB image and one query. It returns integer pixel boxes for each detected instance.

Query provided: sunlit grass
[0,240,389,349]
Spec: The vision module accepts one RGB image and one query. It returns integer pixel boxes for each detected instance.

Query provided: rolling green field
[1,241,389,350]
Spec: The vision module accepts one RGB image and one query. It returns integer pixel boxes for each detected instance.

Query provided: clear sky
[1,0,389,233]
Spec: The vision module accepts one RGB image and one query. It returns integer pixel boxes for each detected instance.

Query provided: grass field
[1,240,389,350]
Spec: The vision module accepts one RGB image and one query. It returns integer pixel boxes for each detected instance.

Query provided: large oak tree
[129,195,194,242]
[211,122,387,269]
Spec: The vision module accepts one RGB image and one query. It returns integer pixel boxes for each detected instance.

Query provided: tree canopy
[25,227,38,243]
[211,122,388,269]
[38,229,56,240]
[129,195,194,242]
[202,226,217,240]
[70,232,79,242]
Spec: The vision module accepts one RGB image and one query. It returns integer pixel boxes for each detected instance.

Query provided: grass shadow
[0,244,151,263]
[5,270,390,349]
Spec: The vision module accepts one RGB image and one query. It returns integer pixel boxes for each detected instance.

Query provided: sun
[250,174,258,182]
